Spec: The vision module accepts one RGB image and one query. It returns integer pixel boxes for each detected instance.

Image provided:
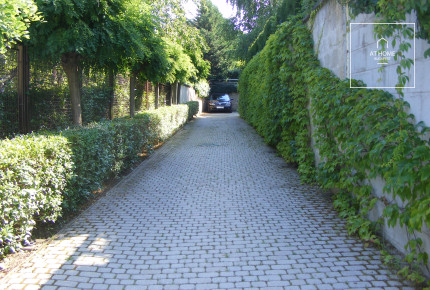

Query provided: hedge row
[186,101,199,121]
[0,104,195,258]
[239,19,430,278]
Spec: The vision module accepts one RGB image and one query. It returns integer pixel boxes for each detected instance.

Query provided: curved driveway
[2,113,414,289]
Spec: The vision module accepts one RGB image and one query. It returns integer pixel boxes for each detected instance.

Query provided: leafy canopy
[28,0,143,70]
[0,0,42,53]
[195,0,241,79]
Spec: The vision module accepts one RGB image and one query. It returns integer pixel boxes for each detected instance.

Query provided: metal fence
[0,47,171,139]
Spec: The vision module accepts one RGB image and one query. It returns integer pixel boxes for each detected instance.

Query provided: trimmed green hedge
[186,101,199,120]
[142,105,189,141]
[0,105,190,258]
[0,135,73,255]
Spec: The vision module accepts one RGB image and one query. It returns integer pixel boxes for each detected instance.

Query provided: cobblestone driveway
[2,113,415,289]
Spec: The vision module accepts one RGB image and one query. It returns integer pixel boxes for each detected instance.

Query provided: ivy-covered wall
[239,18,430,282]
[310,0,430,126]
[307,0,430,273]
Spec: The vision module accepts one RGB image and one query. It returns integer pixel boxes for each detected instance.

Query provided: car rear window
[211,94,230,101]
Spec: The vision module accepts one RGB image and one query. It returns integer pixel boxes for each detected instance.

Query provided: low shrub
[139,105,189,141]
[63,105,189,212]
[0,105,190,258]
[186,101,199,120]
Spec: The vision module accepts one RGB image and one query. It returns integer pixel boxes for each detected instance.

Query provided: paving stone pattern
[2,113,415,289]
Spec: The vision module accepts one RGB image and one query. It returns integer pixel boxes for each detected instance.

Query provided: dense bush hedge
[0,105,190,258]
[239,19,430,279]
[186,101,199,120]
[0,135,72,256]
[142,105,189,141]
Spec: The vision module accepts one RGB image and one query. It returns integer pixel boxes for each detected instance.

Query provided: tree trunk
[145,81,150,109]
[166,83,172,106]
[61,52,82,126]
[129,73,136,117]
[155,83,159,109]
[172,82,178,105]
[106,71,115,120]
[135,77,145,111]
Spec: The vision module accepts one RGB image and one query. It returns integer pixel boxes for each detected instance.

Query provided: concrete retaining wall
[179,84,203,113]
[308,0,430,267]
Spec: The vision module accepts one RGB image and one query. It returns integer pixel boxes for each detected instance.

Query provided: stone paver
[1,113,416,289]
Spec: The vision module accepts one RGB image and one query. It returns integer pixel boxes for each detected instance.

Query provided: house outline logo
[349,22,416,89]
[377,37,388,49]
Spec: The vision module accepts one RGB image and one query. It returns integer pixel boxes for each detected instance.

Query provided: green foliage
[150,0,210,84]
[63,105,189,212]
[164,39,198,84]
[195,0,241,80]
[247,0,302,59]
[186,101,199,120]
[228,0,298,31]
[239,19,430,278]
[210,82,238,94]
[239,20,316,182]
[231,0,301,60]
[348,0,429,46]
[347,0,379,16]
[141,105,189,142]
[28,0,130,66]
[0,134,72,257]
[194,79,210,97]
[61,117,152,211]
[347,0,430,95]
[0,104,192,258]
[0,0,42,53]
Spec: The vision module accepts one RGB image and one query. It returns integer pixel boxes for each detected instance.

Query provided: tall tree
[228,0,277,31]
[229,0,301,60]
[28,0,153,125]
[195,0,240,80]
[149,0,210,85]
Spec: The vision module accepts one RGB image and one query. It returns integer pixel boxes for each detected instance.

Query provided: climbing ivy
[239,19,316,183]
[239,19,430,284]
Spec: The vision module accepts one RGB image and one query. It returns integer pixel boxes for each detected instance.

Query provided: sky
[184,0,236,19]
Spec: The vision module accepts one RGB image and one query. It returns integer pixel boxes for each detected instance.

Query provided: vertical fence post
[17,44,30,134]
[145,81,150,109]
[177,83,181,104]
[155,83,159,109]
[129,73,136,117]
[166,83,171,106]
[173,82,178,105]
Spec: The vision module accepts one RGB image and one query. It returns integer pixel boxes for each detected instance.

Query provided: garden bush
[186,101,199,120]
[139,105,189,141]
[0,134,72,257]
[0,105,190,258]
[63,104,189,211]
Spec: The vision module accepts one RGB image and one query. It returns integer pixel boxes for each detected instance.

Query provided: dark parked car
[208,93,233,113]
